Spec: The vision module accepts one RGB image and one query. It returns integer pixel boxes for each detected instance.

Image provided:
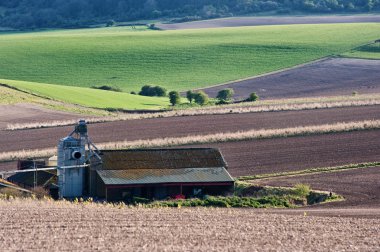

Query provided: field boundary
[6,95,380,130]
[194,57,330,92]
[1,119,380,162]
[238,162,380,181]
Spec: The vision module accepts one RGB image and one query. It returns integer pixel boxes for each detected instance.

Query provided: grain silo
[57,120,101,198]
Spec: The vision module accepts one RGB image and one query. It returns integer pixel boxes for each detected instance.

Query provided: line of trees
[0,0,379,29]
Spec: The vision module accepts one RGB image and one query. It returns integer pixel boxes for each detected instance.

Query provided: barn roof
[98,167,234,186]
[99,148,228,170]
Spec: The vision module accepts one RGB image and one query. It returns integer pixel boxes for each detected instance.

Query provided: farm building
[3,120,234,201]
[89,149,234,201]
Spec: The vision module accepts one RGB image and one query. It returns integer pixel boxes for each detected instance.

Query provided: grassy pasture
[342,42,380,59]
[0,23,379,93]
[0,79,169,110]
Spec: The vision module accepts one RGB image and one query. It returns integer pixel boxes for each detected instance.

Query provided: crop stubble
[0,200,379,251]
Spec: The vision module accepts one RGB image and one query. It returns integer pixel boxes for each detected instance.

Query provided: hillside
[0,0,379,30]
[0,23,379,95]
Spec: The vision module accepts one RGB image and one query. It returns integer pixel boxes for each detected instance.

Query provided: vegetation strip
[1,120,380,162]
[6,95,380,130]
[238,162,380,181]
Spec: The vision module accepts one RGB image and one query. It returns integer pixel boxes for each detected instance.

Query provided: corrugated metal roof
[99,148,228,170]
[97,167,234,185]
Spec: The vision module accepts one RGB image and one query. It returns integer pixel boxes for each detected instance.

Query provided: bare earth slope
[202,58,380,100]
[1,105,380,152]
[157,15,380,30]
[188,130,380,177]
[0,104,82,129]
[0,201,379,251]
[256,166,380,208]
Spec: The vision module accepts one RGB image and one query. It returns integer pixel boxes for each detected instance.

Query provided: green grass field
[0,23,379,93]
[1,23,379,110]
[0,79,169,110]
[341,42,380,59]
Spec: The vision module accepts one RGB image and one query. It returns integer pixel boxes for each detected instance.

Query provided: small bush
[247,92,259,102]
[91,85,122,92]
[130,91,136,95]
[31,186,50,199]
[186,90,194,103]
[139,85,167,97]
[106,19,116,27]
[352,91,358,96]
[216,88,234,104]
[169,91,181,106]
[193,91,209,105]
[0,187,25,199]
[294,184,311,197]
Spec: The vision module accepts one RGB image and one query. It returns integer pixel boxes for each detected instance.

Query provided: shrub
[91,85,122,92]
[31,186,50,199]
[0,187,25,199]
[153,86,167,97]
[352,91,358,96]
[186,90,194,103]
[216,88,234,103]
[130,91,136,95]
[169,91,181,106]
[106,19,116,27]
[193,91,209,105]
[294,184,311,197]
[247,92,259,102]
[138,85,167,97]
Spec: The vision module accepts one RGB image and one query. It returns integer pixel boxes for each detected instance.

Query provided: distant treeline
[1,0,379,29]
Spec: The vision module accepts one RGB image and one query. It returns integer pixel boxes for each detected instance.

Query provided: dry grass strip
[238,162,380,181]
[1,120,380,162]
[6,94,380,130]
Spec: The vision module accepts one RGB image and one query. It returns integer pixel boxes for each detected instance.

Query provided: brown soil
[186,130,380,177]
[255,166,380,208]
[0,104,82,130]
[1,105,380,153]
[157,15,380,30]
[0,201,379,251]
[202,58,380,100]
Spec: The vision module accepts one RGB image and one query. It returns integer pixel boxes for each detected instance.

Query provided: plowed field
[157,15,380,30]
[187,130,380,177]
[255,166,380,208]
[202,58,380,100]
[0,200,379,251]
[1,105,380,152]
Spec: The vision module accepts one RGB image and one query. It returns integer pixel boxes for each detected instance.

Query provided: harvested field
[255,166,380,208]
[157,15,380,30]
[202,58,380,100]
[1,105,380,153]
[187,130,380,177]
[0,200,379,251]
[0,104,83,130]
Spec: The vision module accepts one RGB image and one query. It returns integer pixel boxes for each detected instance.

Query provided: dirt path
[1,105,380,153]
[202,58,380,100]
[157,15,380,30]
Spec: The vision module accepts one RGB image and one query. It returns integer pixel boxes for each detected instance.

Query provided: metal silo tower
[57,120,101,198]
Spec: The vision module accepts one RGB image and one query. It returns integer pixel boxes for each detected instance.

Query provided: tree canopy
[0,0,379,30]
